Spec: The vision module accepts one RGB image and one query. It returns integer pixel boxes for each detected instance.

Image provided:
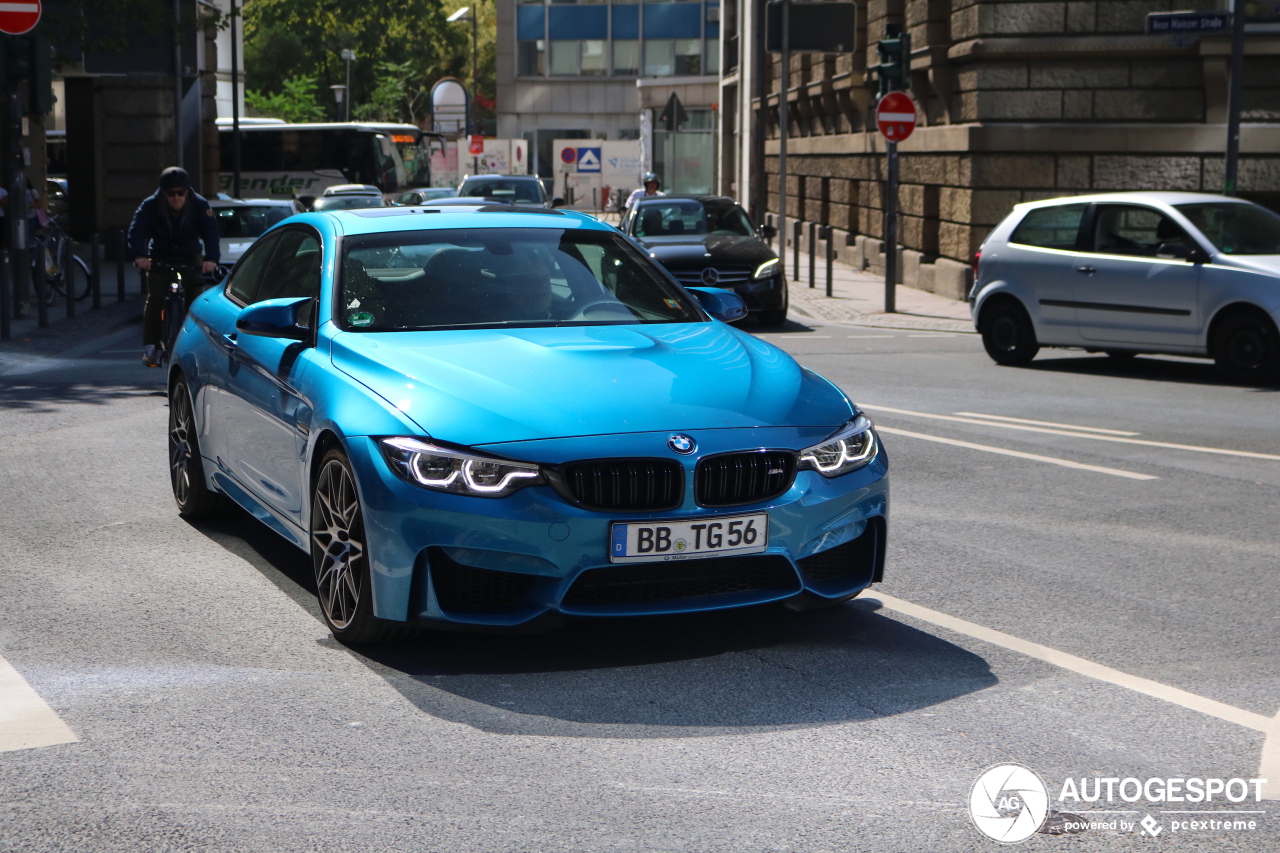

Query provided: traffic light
[876,24,911,96]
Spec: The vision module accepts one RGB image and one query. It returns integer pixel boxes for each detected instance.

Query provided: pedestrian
[127,167,220,366]
[624,172,665,210]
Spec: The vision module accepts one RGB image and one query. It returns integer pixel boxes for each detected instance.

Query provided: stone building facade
[719,0,1280,300]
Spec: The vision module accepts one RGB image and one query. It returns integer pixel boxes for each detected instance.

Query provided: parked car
[167,206,889,643]
[391,187,459,205]
[456,174,562,208]
[312,195,385,212]
[621,196,788,327]
[972,192,1280,383]
[45,178,68,219]
[209,197,304,276]
[322,183,382,197]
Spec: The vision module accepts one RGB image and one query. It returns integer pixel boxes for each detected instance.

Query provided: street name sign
[1146,11,1231,34]
[876,91,916,143]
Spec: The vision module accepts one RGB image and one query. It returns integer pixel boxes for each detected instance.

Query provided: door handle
[1076,265,1096,275]
[220,333,238,353]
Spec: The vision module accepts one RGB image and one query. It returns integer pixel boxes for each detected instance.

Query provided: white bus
[216,121,446,200]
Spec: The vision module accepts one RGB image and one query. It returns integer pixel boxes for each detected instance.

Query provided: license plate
[609,512,768,563]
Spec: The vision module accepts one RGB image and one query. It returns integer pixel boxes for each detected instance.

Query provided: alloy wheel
[311,459,366,630]
[168,384,196,506]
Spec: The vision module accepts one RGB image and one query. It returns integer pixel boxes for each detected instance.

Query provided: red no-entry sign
[876,91,916,143]
[0,0,41,35]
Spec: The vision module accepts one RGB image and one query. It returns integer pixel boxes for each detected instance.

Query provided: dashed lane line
[875,425,1158,480]
[865,404,1280,462]
[0,652,78,752]
[871,592,1279,799]
[954,412,1140,437]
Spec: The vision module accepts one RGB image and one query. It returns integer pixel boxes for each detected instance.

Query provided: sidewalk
[0,292,146,375]
[784,250,974,333]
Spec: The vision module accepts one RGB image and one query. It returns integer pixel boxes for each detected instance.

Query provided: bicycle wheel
[160,293,185,365]
[72,256,92,301]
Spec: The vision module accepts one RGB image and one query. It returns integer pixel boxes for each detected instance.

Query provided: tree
[245,75,325,122]
[243,0,470,125]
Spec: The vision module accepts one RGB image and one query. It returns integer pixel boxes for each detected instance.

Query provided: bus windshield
[389,133,432,187]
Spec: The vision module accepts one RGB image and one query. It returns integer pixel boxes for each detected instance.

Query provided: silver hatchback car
[971,192,1280,383]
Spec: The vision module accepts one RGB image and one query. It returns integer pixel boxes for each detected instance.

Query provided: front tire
[310,448,416,644]
[1212,310,1280,384]
[981,300,1039,366]
[169,380,229,518]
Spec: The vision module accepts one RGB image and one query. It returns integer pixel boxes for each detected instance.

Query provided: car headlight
[797,415,878,477]
[753,258,780,279]
[379,437,544,498]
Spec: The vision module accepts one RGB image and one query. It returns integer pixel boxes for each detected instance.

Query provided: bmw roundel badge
[668,434,697,454]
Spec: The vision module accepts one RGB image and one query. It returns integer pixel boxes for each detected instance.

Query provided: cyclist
[624,171,664,210]
[128,167,220,366]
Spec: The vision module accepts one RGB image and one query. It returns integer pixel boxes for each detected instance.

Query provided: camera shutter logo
[968,764,1049,844]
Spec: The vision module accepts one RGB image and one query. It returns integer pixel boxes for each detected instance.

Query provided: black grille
[668,265,754,286]
[695,450,796,508]
[429,548,539,613]
[798,519,882,584]
[562,555,799,607]
[557,459,683,512]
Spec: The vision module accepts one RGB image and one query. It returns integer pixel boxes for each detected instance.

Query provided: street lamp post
[340,49,355,122]
[330,85,347,123]
[447,6,479,134]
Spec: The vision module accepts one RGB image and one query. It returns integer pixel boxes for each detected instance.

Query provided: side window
[225,232,282,305]
[1009,204,1087,250]
[1092,205,1191,257]
[254,229,322,327]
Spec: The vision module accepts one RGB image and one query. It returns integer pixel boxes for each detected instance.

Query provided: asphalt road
[1,315,1276,852]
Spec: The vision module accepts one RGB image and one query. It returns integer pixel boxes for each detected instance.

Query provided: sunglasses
[164,188,188,198]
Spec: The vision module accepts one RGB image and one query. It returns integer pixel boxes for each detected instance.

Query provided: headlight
[753,258,780,279]
[379,437,544,498]
[798,415,878,477]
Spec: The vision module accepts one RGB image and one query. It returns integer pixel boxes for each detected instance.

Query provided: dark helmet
[642,171,660,188]
[159,167,191,191]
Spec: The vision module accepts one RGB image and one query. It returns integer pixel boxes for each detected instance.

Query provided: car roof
[209,197,296,207]
[1014,191,1250,212]
[633,195,737,205]
[460,174,540,181]
[286,207,610,238]
[323,184,381,196]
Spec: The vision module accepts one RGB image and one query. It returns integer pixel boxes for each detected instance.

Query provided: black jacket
[127,191,221,262]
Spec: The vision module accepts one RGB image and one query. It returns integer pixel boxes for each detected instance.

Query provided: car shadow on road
[1021,353,1279,391]
[191,507,997,739]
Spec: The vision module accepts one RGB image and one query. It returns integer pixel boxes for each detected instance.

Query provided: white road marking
[954,412,1140,436]
[871,593,1280,799]
[865,404,1280,462]
[907,333,958,337]
[847,335,896,338]
[0,653,78,753]
[876,425,1157,480]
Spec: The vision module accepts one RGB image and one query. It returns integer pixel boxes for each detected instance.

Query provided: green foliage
[245,75,325,123]
[243,0,478,126]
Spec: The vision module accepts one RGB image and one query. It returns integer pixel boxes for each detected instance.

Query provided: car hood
[1214,254,1280,277]
[641,235,776,270]
[330,323,851,445]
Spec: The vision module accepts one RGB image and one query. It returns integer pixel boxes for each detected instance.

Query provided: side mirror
[1156,242,1190,260]
[758,224,777,240]
[550,197,565,209]
[236,296,312,340]
[687,287,748,323]
[1187,246,1210,265]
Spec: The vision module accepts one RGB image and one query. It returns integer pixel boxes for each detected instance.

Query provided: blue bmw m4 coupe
[167,204,889,643]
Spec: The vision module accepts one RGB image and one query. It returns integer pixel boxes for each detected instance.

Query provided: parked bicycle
[34,214,91,305]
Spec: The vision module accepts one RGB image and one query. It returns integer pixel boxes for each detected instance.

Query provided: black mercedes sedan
[621,196,788,327]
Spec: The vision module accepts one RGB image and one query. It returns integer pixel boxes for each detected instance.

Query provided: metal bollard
[65,246,76,319]
[792,220,801,284]
[825,225,834,298]
[0,250,9,342]
[91,234,101,310]
[116,231,126,302]
[808,221,816,289]
[31,249,48,329]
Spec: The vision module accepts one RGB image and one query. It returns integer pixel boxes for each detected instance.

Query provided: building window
[674,38,701,75]
[549,40,579,74]
[705,37,719,75]
[518,40,546,75]
[613,39,639,74]
[581,39,607,75]
[644,40,673,75]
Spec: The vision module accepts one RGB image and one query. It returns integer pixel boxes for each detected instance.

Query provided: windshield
[1175,202,1280,255]
[314,196,384,211]
[633,200,755,238]
[704,202,756,236]
[214,205,294,238]
[392,135,431,186]
[340,227,702,331]
[458,179,544,205]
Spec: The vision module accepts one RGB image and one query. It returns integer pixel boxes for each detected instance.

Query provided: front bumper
[732,274,787,313]
[343,426,889,626]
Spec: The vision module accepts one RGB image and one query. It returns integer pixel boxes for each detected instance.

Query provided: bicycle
[150,262,189,368]
[34,214,92,305]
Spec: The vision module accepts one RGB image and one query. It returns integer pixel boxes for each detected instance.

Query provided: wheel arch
[975,290,1031,333]
[1206,301,1279,349]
